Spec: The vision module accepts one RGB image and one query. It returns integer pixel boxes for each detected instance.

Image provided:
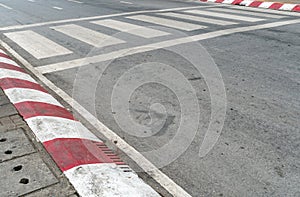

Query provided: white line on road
[36,18,300,74]
[67,0,83,3]
[53,6,63,10]
[157,12,238,26]
[127,15,207,31]
[91,19,170,38]
[0,40,193,197]
[51,24,125,47]
[4,30,72,59]
[183,9,265,22]
[27,0,36,2]
[0,3,12,10]
[120,1,133,4]
[0,5,221,31]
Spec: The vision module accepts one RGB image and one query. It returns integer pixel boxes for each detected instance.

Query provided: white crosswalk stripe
[208,8,286,19]
[183,10,265,22]
[91,19,170,38]
[126,15,207,31]
[157,12,238,26]
[4,30,72,59]
[51,24,125,48]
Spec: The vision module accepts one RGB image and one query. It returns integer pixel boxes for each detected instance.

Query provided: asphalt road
[0,0,299,196]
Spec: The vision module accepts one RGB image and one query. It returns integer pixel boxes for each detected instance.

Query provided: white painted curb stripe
[26,116,101,142]
[64,163,161,197]
[0,69,36,83]
[4,88,63,107]
[0,57,21,67]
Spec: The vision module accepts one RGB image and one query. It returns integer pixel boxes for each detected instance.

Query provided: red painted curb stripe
[0,63,26,73]
[0,78,48,93]
[232,0,243,4]
[249,1,263,7]
[15,101,75,120]
[292,5,300,11]
[0,52,12,60]
[269,2,283,9]
[200,0,300,12]
[44,138,125,171]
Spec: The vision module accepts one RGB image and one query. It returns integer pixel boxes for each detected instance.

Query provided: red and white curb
[0,48,160,197]
[200,0,300,12]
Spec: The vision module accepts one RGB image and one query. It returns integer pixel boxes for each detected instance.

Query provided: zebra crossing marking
[91,19,170,38]
[51,24,125,48]
[4,30,72,59]
[127,15,207,31]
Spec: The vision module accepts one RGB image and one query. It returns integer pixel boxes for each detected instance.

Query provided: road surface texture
[0,0,299,196]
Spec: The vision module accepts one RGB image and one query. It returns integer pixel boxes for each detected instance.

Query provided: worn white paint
[37,18,300,74]
[5,88,63,106]
[0,57,20,67]
[158,12,238,25]
[0,5,221,31]
[53,6,63,10]
[67,0,83,3]
[127,15,207,31]
[2,17,300,197]
[0,3,12,10]
[0,69,36,83]
[64,163,160,197]
[91,19,170,38]
[26,116,100,142]
[1,40,193,197]
[184,9,264,22]
[4,30,72,59]
[51,24,125,47]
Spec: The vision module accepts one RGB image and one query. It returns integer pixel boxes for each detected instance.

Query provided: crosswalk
[4,30,72,59]
[91,19,170,38]
[126,14,207,31]
[3,7,290,60]
[157,12,238,26]
[51,24,125,47]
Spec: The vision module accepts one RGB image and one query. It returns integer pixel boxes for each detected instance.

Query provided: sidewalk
[0,87,77,196]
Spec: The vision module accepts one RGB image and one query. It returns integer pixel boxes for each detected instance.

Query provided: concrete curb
[200,0,300,12]
[0,49,160,197]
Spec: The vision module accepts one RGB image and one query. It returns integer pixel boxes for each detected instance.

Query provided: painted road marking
[67,0,83,3]
[36,18,300,74]
[157,12,238,26]
[91,19,170,38]
[183,10,265,22]
[53,6,63,10]
[120,1,133,4]
[2,17,300,197]
[1,39,193,197]
[28,0,36,2]
[126,15,207,31]
[0,6,218,31]
[0,51,160,196]
[4,30,72,59]
[0,3,12,10]
[208,8,286,18]
[51,24,125,48]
